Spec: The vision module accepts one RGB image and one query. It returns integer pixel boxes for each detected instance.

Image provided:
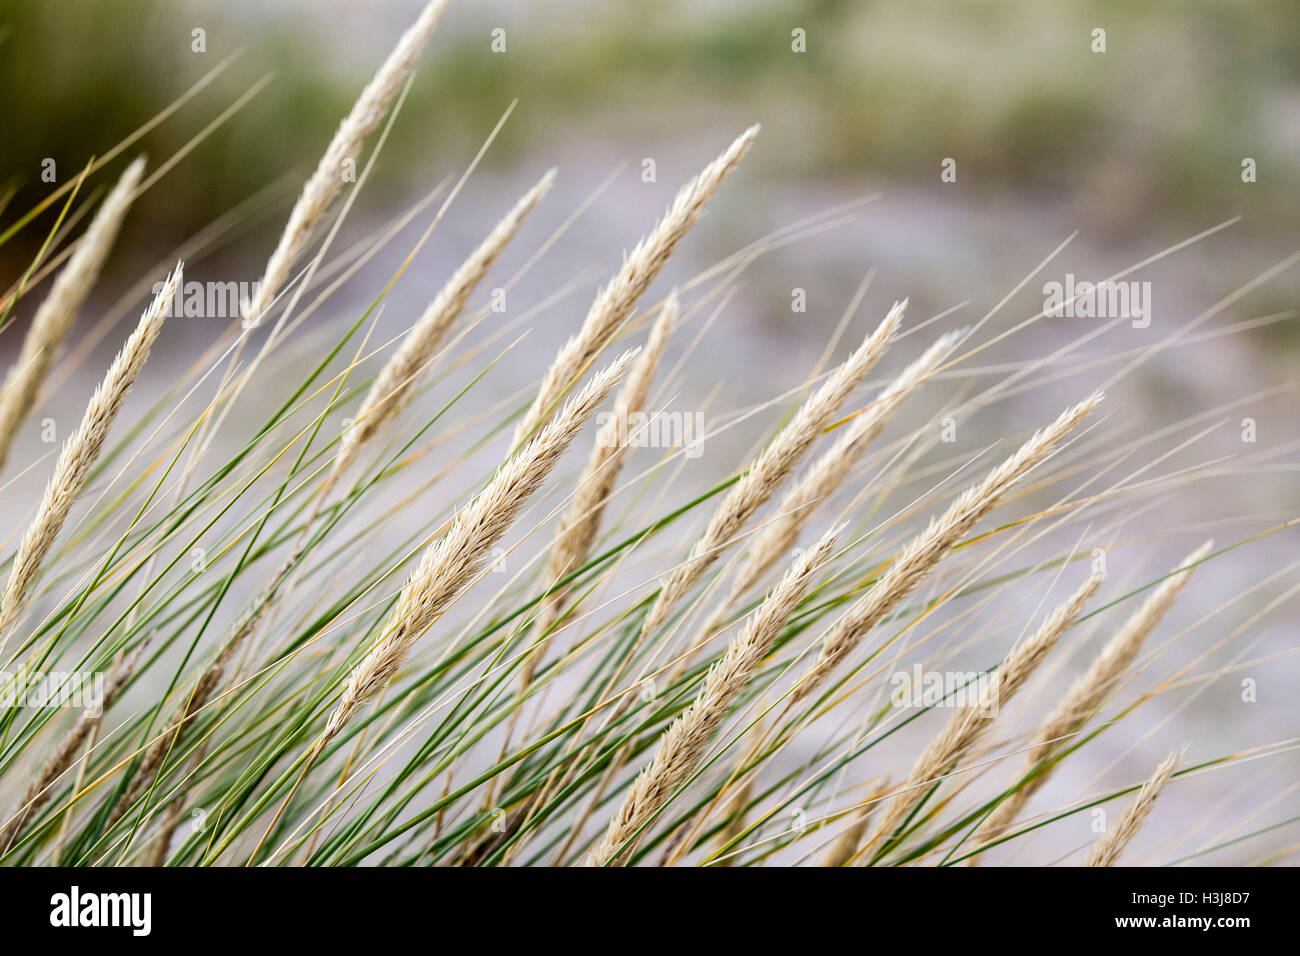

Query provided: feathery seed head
[530,290,680,652]
[321,350,637,745]
[793,391,1103,704]
[1085,747,1182,867]
[515,127,758,444]
[244,0,452,327]
[0,156,147,471]
[0,263,180,645]
[334,168,556,478]
[971,543,1206,855]
[638,303,899,643]
[731,320,960,602]
[858,569,1103,863]
[589,521,839,866]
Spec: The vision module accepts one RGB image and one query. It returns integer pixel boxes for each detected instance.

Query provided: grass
[0,0,1296,868]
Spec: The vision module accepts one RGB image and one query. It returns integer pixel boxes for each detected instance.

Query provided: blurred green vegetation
[1,0,1296,277]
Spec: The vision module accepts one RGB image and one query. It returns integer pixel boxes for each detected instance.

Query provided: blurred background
[1,0,1296,863]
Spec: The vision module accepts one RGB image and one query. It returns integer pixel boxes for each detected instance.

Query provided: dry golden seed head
[318,350,638,749]
[244,0,453,328]
[1034,539,1210,763]
[0,156,147,471]
[822,776,891,867]
[525,290,680,680]
[515,126,758,445]
[1085,747,1182,867]
[732,321,962,604]
[334,168,557,481]
[971,541,1208,855]
[1,640,144,852]
[0,263,181,647]
[588,523,841,866]
[638,301,901,645]
[793,391,1103,706]
[858,569,1103,864]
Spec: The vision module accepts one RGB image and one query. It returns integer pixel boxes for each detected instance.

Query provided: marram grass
[0,0,1294,869]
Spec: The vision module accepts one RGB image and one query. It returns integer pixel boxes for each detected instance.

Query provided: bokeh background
[1,0,1296,863]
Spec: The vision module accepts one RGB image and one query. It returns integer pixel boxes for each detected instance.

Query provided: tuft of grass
[0,0,1294,870]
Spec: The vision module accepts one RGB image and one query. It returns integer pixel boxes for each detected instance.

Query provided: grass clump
[0,0,1294,868]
